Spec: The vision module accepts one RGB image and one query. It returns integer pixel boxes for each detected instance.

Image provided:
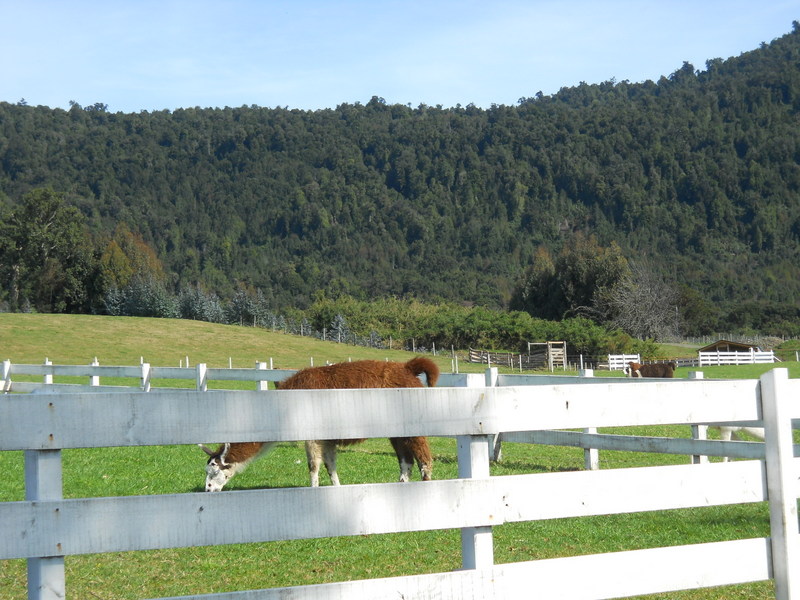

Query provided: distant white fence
[1,358,297,393]
[0,358,472,393]
[607,353,640,370]
[699,349,777,366]
[2,364,800,600]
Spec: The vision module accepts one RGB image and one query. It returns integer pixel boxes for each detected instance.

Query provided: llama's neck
[229,442,278,473]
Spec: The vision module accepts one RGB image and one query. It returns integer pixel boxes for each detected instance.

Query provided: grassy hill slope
[3,313,797,380]
[0,313,452,370]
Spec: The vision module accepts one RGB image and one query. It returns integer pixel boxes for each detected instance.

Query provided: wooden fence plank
[0,380,765,450]
[150,538,771,600]
[497,373,674,386]
[489,379,761,431]
[10,364,143,378]
[0,460,769,560]
[504,429,778,461]
[156,564,502,600]
[205,367,294,383]
[1,479,491,558]
[494,537,772,600]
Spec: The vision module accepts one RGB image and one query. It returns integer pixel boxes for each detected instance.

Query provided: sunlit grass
[0,314,795,599]
[0,431,781,599]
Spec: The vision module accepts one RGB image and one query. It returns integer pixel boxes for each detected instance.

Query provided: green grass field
[1,314,796,599]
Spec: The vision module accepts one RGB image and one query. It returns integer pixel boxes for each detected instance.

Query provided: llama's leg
[718,427,734,463]
[305,441,323,487]
[321,441,341,486]
[389,438,414,482]
[719,426,764,462]
[390,437,432,482]
[411,437,433,481]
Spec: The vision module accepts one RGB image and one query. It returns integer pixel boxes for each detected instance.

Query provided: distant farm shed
[698,340,761,353]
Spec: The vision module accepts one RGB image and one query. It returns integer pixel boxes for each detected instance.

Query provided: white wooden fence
[606,353,640,370]
[1,358,296,393]
[699,349,777,366]
[2,363,799,600]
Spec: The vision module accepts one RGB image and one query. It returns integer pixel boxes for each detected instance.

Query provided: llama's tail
[406,357,440,387]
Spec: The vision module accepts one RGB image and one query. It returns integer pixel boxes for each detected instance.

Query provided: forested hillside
[1,24,800,330]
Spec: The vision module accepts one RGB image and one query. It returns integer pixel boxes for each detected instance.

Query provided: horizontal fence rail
[1,365,799,600]
[1,359,297,393]
[0,379,769,449]
[699,350,777,366]
[1,460,779,559]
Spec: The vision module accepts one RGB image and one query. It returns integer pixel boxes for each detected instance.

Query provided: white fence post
[457,433,493,570]
[450,368,497,570]
[581,369,600,470]
[485,367,502,462]
[90,357,100,387]
[196,363,208,392]
[689,371,708,464]
[761,368,800,600]
[2,359,10,392]
[43,358,53,385]
[256,361,269,391]
[140,362,151,392]
[24,449,64,600]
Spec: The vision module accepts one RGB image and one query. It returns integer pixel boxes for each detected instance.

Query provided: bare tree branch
[598,261,679,340]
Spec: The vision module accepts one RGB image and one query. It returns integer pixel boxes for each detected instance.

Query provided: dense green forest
[1,23,800,339]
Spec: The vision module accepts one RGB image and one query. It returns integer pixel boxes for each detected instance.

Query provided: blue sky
[1,1,798,113]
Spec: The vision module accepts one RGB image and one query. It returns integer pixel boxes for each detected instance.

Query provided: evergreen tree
[0,188,95,312]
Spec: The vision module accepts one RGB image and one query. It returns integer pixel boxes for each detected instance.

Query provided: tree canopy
[0,188,95,313]
[2,25,800,337]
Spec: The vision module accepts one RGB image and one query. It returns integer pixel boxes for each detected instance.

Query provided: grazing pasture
[0,438,776,599]
[1,314,799,599]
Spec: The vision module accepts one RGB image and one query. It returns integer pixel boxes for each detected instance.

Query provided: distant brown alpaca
[201,357,439,490]
[627,361,676,378]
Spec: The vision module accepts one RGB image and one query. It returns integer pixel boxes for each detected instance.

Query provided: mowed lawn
[2,314,797,599]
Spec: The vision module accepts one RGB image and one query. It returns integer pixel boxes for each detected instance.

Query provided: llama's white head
[200,443,233,492]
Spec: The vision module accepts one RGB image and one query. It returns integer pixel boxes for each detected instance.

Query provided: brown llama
[201,357,439,491]
[627,361,676,378]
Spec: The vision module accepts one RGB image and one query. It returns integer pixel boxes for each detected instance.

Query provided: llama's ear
[199,444,215,456]
[219,443,231,465]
